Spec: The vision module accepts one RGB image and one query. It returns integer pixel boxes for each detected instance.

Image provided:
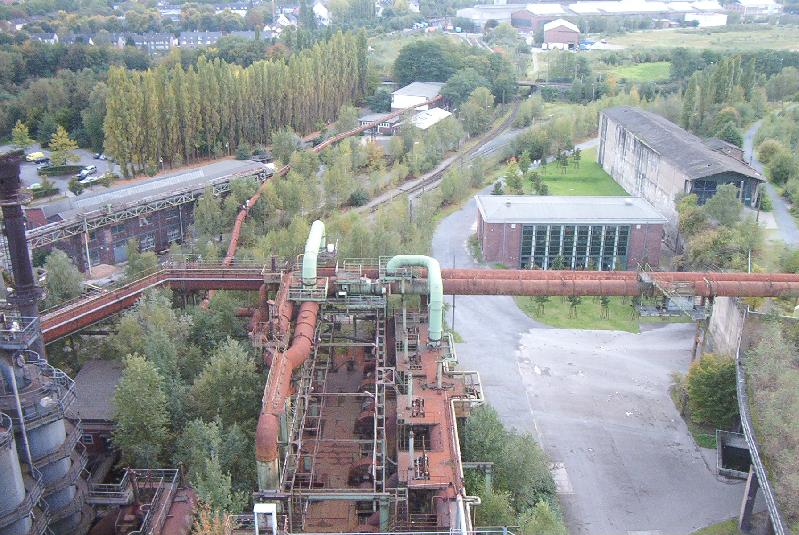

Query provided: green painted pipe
[386,255,443,343]
[302,220,326,286]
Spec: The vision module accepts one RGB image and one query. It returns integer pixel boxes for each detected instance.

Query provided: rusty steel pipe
[441,269,638,281]
[650,272,799,283]
[442,278,642,296]
[256,301,319,464]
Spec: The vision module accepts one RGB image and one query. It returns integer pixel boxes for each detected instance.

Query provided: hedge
[38,165,83,177]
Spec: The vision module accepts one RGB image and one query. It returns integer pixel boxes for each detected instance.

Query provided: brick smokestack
[0,149,45,357]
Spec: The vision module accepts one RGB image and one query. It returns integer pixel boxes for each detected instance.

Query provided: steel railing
[735,306,788,535]
[0,412,12,450]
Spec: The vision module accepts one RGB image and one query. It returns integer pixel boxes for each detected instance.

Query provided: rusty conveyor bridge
[36,262,799,343]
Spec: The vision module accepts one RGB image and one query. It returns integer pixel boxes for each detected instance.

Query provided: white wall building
[391,82,445,111]
[684,12,727,25]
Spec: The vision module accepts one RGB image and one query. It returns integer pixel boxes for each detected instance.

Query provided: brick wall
[627,223,663,268]
[478,213,522,267]
[544,27,579,47]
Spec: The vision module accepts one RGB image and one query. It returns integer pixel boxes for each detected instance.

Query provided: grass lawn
[529,148,629,196]
[606,26,799,51]
[610,61,671,82]
[515,294,693,333]
[692,518,740,535]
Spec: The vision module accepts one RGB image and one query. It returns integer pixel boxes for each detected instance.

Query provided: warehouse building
[476,195,666,270]
[598,106,763,246]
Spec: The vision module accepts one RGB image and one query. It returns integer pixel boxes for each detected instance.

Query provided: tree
[686,353,738,429]
[11,120,33,151]
[462,405,508,462]
[43,250,83,308]
[192,504,233,535]
[189,338,263,428]
[768,150,797,185]
[68,178,84,196]
[125,238,158,281]
[534,295,549,315]
[366,89,392,113]
[193,453,247,513]
[442,68,489,106]
[475,490,515,527]
[336,104,359,134]
[194,187,224,239]
[461,87,494,137]
[519,501,568,535]
[48,126,79,166]
[491,181,504,195]
[271,127,301,164]
[393,40,457,87]
[567,295,581,318]
[113,354,170,467]
[714,122,743,148]
[756,139,785,165]
[702,184,741,227]
[572,147,582,168]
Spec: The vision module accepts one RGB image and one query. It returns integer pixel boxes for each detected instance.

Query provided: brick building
[598,106,763,247]
[476,195,665,270]
[543,18,580,49]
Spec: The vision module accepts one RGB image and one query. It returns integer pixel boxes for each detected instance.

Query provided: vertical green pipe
[302,220,326,286]
[386,255,443,343]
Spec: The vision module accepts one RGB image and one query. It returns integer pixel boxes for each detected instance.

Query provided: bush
[235,144,253,160]
[759,192,772,211]
[686,353,739,429]
[348,187,369,207]
[67,178,84,196]
[38,165,83,177]
[756,139,785,165]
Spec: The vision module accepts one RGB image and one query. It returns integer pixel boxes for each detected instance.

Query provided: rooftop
[544,18,580,31]
[602,106,763,182]
[73,360,124,422]
[476,195,667,224]
[392,81,445,99]
[409,108,452,130]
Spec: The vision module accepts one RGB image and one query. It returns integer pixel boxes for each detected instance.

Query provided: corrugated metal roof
[602,106,763,182]
[410,108,452,130]
[543,17,580,31]
[392,82,445,99]
[476,195,667,224]
[73,360,124,422]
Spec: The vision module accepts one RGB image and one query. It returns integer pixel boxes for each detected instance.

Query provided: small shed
[73,360,123,456]
[543,18,580,50]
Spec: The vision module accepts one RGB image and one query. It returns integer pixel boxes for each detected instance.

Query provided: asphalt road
[431,190,747,534]
[743,121,799,246]
[0,142,121,192]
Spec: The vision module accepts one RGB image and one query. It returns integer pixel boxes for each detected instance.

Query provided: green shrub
[235,144,253,160]
[759,192,772,211]
[686,353,739,429]
[38,165,82,177]
[31,185,58,199]
[348,187,369,207]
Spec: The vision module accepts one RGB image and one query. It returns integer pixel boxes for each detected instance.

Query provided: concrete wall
[706,296,746,357]
[392,94,432,111]
[598,113,687,248]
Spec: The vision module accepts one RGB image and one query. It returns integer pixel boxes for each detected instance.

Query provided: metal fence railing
[735,307,788,535]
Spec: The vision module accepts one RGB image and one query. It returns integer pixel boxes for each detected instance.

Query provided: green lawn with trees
[610,61,671,82]
[534,148,628,196]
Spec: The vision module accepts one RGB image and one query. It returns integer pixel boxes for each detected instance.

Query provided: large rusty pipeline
[256,300,319,489]
[440,268,638,281]
[442,278,642,296]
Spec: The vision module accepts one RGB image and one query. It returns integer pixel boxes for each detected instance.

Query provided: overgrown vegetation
[461,405,567,534]
[745,322,799,527]
[675,186,763,271]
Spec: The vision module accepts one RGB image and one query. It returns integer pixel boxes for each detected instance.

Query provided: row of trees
[104,31,368,176]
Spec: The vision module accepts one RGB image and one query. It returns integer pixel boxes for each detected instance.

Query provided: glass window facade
[520,224,630,270]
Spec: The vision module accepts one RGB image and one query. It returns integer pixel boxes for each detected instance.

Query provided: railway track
[368,99,521,212]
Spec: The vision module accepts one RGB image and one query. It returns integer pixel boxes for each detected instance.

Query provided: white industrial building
[391,82,445,111]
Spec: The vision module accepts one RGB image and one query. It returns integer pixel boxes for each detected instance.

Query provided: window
[167,226,182,242]
[81,434,94,445]
[139,232,155,251]
[111,224,125,237]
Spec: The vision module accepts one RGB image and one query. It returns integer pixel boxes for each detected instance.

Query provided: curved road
[744,120,799,246]
[432,172,745,534]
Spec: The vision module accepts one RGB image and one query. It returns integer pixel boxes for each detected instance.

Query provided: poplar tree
[49,126,79,167]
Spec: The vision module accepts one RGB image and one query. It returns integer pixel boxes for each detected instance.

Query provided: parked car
[94,153,107,160]
[29,183,42,190]
[75,165,97,179]
[36,162,51,171]
[78,175,101,186]
[25,152,49,164]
